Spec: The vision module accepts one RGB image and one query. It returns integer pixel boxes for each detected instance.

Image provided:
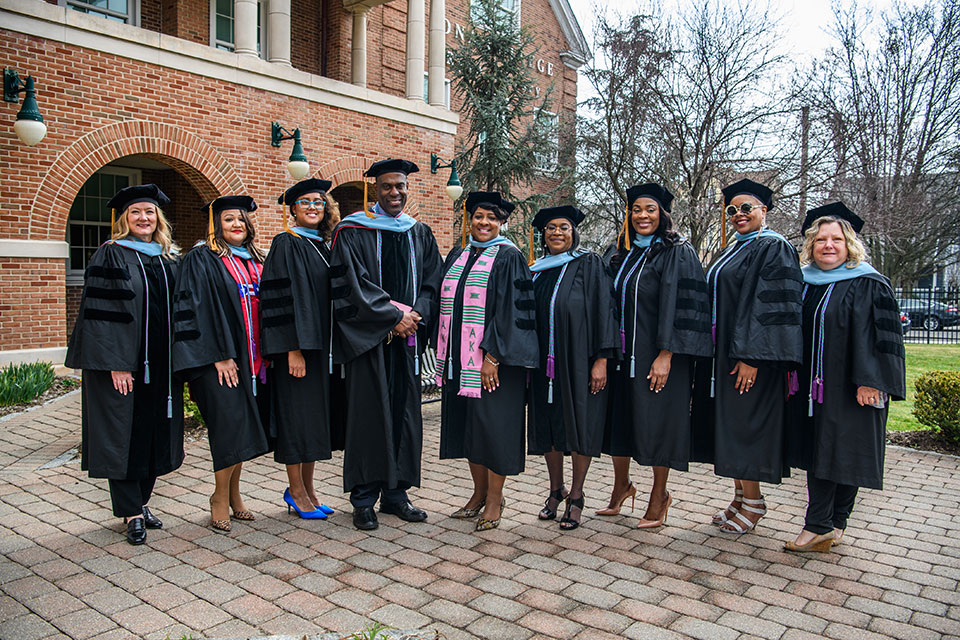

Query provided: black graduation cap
[721,179,774,211]
[801,201,864,235]
[465,191,516,216]
[106,184,171,212]
[626,183,674,212]
[202,195,257,215]
[277,178,333,206]
[363,158,419,178]
[531,205,585,230]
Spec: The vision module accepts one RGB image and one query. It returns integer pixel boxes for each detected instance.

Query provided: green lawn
[887,343,960,431]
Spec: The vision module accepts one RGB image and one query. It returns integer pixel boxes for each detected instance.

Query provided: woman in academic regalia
[598,185,712,528]
[437,192,538,531]
[173,196,271,531]
[260,179,342,520]
[527,206,619,531]
[65,184,184,545]
[783,203,905,552]
[690,179,803,534]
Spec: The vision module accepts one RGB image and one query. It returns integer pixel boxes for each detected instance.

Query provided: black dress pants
[350,483,410,508]
[804,472,859,535]
[108,477,157,518]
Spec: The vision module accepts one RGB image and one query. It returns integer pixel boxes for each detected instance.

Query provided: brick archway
[31,120,246,240]
[315,156,420,217]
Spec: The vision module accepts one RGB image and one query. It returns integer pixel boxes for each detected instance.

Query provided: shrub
[0,361,56,406]
[183,385,204,427]
[913,371,960,443]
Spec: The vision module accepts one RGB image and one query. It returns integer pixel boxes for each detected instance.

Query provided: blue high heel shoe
[315,503,335,515]
[284,488,327,520]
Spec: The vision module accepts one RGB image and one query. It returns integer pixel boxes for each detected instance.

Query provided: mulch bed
[0,376,81,418]
[887,429,960,456]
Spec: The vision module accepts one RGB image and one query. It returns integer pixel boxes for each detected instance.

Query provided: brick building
[0,0,588,366]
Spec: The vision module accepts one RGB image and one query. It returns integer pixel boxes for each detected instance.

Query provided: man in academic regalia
[330,159,443,530]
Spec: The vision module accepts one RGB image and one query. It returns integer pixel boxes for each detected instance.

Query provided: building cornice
[0,239,69,259]
[547,0,591,69]
[0,0,459,135]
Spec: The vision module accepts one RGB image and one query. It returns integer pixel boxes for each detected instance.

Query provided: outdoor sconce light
[430,153,463,201]
[4,69,46,146]
[271,122,309,180]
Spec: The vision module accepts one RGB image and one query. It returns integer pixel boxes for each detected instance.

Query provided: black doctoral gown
[65,242,184,480]
[330,221,443,493]
[785,275,905,489]
[690,234,803,483]
[260,231,345,464]
[172,246,271,471]
[437,244,539,476]
[527,253,618,458]
[603,241,713,469]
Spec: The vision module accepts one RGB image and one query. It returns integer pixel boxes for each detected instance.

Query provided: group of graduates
[67,158,905,555]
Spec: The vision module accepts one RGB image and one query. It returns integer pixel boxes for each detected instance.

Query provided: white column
[405,0,425,100]
[427,0,446,107]
[234,0,259,57]
[351,8,368,87]
[267,0,292,65]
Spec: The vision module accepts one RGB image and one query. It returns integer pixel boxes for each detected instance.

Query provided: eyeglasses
[295,199,326,209]
[725,202,763,216]
[544,224,572,233]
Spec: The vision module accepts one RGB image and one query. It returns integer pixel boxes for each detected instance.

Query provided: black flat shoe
[353,506,379,530]
[125,517,147,545]
[380,500,428,522]
[141,506,162,529]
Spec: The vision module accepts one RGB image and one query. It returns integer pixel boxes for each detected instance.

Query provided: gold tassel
[363,180,375,218]
[111,208,116,233]
[461,203,468,248]
[207,203,220,252]
[621,204,631,250]
[528,225,535,266]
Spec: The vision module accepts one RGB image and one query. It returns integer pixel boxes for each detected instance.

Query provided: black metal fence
[895,287,960,345]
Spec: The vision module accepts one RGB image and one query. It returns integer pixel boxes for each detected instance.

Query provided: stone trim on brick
[0,239,69,259]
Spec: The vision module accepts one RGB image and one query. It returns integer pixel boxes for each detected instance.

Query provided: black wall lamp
[430,153,463,201]
[4,69,46,146]
[271,122,309,180]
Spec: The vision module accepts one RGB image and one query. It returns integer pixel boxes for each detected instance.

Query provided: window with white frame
[210,0,266,57]
[470,0,521,24]
[535,111,559,172]
[423,73,452,109]
[67,168,141,279]
[60,0,139,25]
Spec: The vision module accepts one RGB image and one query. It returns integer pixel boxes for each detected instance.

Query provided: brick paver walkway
[1,391,959,640]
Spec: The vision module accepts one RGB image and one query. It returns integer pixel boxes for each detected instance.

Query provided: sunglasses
[295,199,326,209]
[725,202,763,216]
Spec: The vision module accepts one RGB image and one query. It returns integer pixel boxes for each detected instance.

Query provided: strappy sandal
[476,498,505,531]
[712,488,743,526]
[539,487,567,521]
[451,500,485,519]
[559,495,584,531]
[719,496,766,534]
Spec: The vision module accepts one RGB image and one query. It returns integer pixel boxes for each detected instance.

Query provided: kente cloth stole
[435,245,500,398]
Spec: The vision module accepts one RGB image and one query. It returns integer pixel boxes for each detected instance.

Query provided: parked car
[896,298,960,331]
[901,311,911,336]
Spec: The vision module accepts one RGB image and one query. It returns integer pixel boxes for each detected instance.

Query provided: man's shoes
[353,506,379,530]
[125,517,147,545]
[141,506,162,529]
[380,500,428,523]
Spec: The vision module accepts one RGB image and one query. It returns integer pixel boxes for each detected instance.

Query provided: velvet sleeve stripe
[330,285,352,299]
[83,308,134,323]
[261,295,293,310]
[329,264,348,278]
[675,318,710,332]
[760,265,802,282]
[86,265,130,280]
[676,298,709,312]
[875,297,899,312]
[757,311,801,326]
[86,286,136,301]
[262,313,295,328]
[515,318,536,330]
[877,340,905,357]
[514,279,534,291]
[758,289,801,303]
[875,317,903,334]
[174,330,201,341]
[334,305,358,321]
[515,298,536,310]
[174,309,195,322]
[260,277,291,290]
[678,277,707,292]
